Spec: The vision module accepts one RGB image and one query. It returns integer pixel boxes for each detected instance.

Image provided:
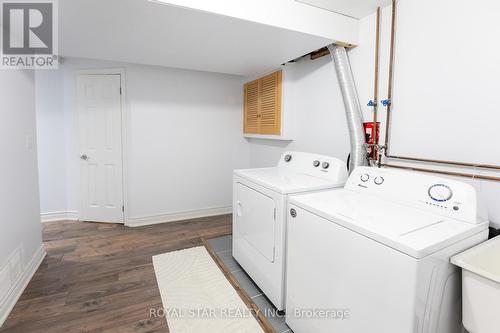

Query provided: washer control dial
[360,174,370,182]
[284,154,292,162]
[428,184,453,202]
[374,176,384,185]
[322,162,330,169]
[313,160,320,167]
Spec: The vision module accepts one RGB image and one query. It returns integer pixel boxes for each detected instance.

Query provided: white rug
[152,246,265,333]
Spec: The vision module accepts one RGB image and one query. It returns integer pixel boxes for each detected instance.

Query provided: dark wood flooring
[0,215,232,333]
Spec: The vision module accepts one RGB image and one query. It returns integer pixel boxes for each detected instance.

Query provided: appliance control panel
[277,151,348,183]
[346,166,478,224]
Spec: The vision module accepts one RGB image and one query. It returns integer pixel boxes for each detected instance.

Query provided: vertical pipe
[384,0,397,150]
[373,7,381,164]
[328,45,367,173]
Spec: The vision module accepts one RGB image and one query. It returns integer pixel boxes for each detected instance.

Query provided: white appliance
[286,166,489,333]
[451,236,500,333]
[233,151,348,310]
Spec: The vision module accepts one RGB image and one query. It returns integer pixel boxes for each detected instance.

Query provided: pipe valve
[381,99,391,107]
[367,100,377,107]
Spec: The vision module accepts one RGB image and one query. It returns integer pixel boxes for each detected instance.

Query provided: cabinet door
[243,70,282,135]
[244,79,259,134]
[259,70,282,135]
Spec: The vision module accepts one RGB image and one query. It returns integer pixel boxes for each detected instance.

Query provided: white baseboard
[41,211,79,223]
[0,245,46,327]
[127,206,232,227]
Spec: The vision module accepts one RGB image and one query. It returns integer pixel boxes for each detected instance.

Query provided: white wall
[247,56,351,168]
[0,70,45,325]
[36,57,250,225]
[35,71,69,218]
[125,63,249,222]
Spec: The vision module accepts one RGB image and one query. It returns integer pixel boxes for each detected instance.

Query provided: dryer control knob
[313,160,321,167]
[374,176,385,185]
[284,154,292,162]
[322,162,330,169]
[360,174,370,182]
[290,209,297,218]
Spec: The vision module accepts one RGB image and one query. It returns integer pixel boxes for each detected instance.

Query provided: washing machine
[286,166,489,333]
[233,151,348,310]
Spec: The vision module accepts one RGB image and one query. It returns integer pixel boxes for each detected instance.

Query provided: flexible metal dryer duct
[327,44,367,173]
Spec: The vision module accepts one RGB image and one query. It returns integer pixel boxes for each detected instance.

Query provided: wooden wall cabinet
[244,70,282,136]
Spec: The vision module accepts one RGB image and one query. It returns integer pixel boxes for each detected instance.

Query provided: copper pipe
[383,164,500,182]
[384,0,397,147]
[386,155,500,170]
[372,7,381,163]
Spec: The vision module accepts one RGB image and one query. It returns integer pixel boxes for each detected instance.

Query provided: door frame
[76,68,129,225]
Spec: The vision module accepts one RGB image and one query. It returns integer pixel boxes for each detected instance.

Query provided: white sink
[452,236,500,333]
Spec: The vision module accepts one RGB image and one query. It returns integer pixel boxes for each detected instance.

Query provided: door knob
[80,154,88,160]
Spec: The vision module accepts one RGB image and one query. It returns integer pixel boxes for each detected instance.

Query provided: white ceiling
[59,0,336,76]
[296,0,392,19]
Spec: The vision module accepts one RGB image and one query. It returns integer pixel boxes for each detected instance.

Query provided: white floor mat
[152,246,265,333]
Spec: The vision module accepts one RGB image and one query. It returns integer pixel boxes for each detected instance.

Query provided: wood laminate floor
[0,215,231,333]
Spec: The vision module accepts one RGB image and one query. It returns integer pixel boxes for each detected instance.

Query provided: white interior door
[77,74,124,223]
